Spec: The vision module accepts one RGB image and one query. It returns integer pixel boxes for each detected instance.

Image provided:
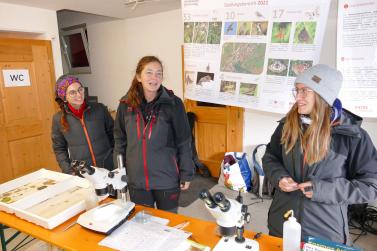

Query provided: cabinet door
[185,100,243,177]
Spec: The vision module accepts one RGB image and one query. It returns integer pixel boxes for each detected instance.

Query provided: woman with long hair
[51,75,114,174]
[263,64,377,244]
[113,56,194,213]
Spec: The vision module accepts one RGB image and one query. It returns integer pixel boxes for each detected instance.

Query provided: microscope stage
[213,236,259,251]
[77,200,135,235]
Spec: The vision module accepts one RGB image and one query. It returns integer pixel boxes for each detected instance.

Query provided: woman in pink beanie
[51,75,114,174]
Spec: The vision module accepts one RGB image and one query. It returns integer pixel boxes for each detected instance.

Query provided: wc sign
[2,69,31,87]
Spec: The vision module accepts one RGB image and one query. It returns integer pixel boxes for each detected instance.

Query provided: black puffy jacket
[51,102,114,173]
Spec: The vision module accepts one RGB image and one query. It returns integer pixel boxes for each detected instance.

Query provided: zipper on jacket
[138,109,151,190]
[138,108,159,190]
[80,117,97,166]
[142,134,150,190]
[301,151,307,182]
[148,114,156,139]
[136,112,141,139]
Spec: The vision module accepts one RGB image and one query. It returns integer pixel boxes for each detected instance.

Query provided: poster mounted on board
[337,0,377,118]
[181,0,330,114]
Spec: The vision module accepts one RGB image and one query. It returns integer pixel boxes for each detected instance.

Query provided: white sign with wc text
[2,69,31,87]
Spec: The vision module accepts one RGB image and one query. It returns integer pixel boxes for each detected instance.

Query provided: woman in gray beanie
[262,64,377,244]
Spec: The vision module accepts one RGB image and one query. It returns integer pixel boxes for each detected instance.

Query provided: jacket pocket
[149,116,169,149]
[172,156,179,176]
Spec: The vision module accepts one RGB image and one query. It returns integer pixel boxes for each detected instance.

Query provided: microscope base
[77,199,135,235]
[213,236,259,251]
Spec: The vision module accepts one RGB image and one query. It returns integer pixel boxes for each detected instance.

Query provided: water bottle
[283,210,301,251]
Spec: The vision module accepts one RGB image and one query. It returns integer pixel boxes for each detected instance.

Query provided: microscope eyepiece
[71,160,79,169]
[213,192,231,212]
[78,161,95,175]
[199,189,217,208]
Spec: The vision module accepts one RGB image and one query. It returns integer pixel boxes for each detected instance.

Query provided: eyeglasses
[67,87,85,97]
[292,87,313,98]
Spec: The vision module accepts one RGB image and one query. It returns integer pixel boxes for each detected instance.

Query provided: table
[0,205,282,250]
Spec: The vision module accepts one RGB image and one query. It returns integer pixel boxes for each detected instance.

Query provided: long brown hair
[281,93,332,165]
[55,97,70,132]
[126,56,163,108]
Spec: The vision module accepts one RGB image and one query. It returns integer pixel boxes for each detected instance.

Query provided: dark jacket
[113,86,194,190]
[262,109,377,244]
[51,102,114,173]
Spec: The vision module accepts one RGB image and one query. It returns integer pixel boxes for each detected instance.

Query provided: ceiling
[0,0,181,19]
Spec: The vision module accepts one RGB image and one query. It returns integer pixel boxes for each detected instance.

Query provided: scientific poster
[182,0,330,113]
[337,0,377,118]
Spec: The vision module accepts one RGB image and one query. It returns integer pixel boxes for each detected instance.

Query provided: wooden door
[0,38,59,183]
[185,100,243,178]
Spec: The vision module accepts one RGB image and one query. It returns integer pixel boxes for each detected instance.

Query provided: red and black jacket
[113,86,194,190]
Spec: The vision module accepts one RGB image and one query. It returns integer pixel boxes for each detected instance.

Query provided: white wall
[61,10,183,109]
[59,2,377,148]
[0,2,63,78]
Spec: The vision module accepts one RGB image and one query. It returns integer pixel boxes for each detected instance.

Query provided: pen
[62,221,77,232]
[173,221,190,230]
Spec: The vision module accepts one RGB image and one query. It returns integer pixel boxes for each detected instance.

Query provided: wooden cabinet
[185,100,243,178]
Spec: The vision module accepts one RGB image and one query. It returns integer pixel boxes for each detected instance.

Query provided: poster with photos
[337,0,377,118]
[182,0,330,113]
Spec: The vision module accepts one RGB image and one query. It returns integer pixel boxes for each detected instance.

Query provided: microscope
[199,189,259,251]
[71,155,135,235]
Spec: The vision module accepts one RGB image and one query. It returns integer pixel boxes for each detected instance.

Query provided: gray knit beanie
[294,64,343,105]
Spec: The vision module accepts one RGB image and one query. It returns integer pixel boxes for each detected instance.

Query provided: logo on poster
[355,105,368,110]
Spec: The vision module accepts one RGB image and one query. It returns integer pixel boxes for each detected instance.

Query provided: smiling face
[65,82,84,109]
[294,83,316,115]
[137,61,163,101]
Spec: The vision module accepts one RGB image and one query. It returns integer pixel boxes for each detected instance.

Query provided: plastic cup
[134,210,153,224]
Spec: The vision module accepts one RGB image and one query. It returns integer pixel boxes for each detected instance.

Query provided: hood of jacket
[332,108,363,137]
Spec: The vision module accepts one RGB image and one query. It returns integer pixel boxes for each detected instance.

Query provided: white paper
[337,0,377,117]
[99,221,191,251]
[182,0,330,114]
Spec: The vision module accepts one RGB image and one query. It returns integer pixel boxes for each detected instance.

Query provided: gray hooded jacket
[262,109,377,244]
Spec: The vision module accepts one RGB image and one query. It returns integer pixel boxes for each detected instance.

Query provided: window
[60,24,91,74]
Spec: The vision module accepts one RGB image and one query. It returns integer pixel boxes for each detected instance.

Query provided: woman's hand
[279,177,299,192]
[180,181,191,191]
[298,181,313,199]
